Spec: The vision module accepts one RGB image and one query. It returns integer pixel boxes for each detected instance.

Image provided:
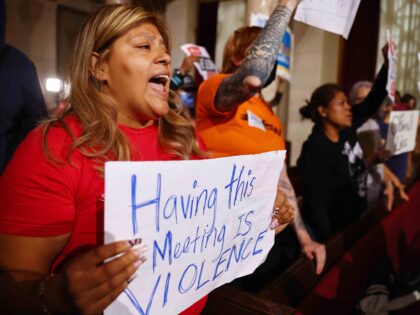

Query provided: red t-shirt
[0,115,206,315]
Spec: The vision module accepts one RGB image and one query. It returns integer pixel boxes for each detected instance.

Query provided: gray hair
[349,81,373,105]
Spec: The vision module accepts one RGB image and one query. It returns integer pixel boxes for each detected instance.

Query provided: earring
[93,78,103,91]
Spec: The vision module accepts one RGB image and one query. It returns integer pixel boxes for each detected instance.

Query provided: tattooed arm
[214,0,298,112]
[278,167,327,274]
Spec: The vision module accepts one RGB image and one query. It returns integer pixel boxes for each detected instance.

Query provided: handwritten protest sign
[386,110,419,155]
[386,29,397,102]
[104,151,285,315]
[294,0,361,39]
[181,44,217,80]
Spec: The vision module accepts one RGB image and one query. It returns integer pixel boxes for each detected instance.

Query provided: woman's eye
[136,44,150,50]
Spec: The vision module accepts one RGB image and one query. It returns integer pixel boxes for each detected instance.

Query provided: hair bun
[299,101,313,120]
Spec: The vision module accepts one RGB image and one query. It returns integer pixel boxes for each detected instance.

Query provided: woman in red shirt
[0,4,294,315]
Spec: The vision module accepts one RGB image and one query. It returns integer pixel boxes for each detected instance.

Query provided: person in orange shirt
[196,0,326,289]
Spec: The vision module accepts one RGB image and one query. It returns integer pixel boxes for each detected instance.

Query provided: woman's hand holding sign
[61,240,147,315]
[270,190,296,234]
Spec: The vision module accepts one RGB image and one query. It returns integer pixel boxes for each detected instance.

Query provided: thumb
[243,75,262,92]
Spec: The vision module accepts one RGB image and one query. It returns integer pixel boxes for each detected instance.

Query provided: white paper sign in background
[417,52,420,93]
[181,43,218,80]
[386,29,397,103]
[104,151,285,315]
[294,0,361,39]
[386,110,419,155]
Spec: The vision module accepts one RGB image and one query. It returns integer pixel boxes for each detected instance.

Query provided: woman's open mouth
[148,74,169,98]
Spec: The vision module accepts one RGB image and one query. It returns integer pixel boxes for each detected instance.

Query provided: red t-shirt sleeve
[0,125,78,237]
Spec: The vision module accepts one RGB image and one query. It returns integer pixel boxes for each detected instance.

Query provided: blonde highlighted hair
[221,26,262,74]
[43,4,204,170]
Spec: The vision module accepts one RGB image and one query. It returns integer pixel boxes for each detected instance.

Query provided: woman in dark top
[297,47,389,241]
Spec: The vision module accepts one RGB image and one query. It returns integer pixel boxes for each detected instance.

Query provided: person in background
[395,93,418,180]
[297,45,389,241]
[350,81,408,209]
[395,90,402,104]
[196,0,326,291]
[170,55,200,121]
[170,55,199,91]
[400,93,417,110]
[0,0,47,174]
[377,99,411,184]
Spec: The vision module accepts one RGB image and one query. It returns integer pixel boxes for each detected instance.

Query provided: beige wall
[5,0,95,109]
[287,21,340,165]
[165,0,197,71]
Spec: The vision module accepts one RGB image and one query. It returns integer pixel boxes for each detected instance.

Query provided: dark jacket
[0,0,47,174]
[297,65,388,241]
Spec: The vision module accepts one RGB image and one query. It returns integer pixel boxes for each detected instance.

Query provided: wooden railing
[201,171,420,315]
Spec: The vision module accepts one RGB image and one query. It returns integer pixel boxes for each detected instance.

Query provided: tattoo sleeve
[215,5,292,112]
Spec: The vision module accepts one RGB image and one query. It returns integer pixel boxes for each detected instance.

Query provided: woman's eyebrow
[129,33,165,45]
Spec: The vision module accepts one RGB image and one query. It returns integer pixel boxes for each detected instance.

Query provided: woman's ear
[89,52,109,82]
[317,105,327,118]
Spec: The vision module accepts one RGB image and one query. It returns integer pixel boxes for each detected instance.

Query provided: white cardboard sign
[386,110,419,155]
[386,29,397,102]
[180,44,218,80]
[417,52,420,94]
[294,0,361,39]
[104,151,285,315]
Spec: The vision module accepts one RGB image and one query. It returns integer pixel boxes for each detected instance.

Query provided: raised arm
[214,0,298,112]
[352,44,390,128]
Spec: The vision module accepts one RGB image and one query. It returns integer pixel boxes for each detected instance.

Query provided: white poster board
[104,151,285,315]
[294,0,361,39]
[386,29,397,102]
[181,44,218,80]
[417,52,420,93]
[386,110,419,155]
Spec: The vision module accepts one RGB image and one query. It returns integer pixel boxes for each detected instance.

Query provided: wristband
[37,274,56,315]
[170,68,184,90]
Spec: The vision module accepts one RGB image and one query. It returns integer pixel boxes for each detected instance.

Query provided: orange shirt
[196,73,285,157]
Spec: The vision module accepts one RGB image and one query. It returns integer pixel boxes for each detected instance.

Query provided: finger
[89,244,148,288]
[274,191,287,209]
[270,218,279,230]
[315,247,326,275]
[86,255,146,302]
[83,281,129,315]
[277,206,295,224]
[386,194,393,211]
[400,190,410,201]
[243,75,262,92]
[75,240,133,268]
